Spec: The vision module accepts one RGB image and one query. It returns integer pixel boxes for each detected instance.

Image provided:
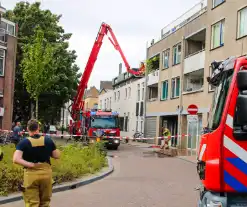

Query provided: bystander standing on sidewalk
[13,119,61,207]
[12,122,23,146]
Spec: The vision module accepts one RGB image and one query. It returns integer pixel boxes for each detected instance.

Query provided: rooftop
[148,0,207,48]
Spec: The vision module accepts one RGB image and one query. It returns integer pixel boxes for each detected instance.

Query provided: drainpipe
[143,41,149,138]
[177,36,185,149]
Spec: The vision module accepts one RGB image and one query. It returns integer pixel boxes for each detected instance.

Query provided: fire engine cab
[197,56,247,206]
[87,109,120,150]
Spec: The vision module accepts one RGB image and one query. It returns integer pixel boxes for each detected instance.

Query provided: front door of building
[187,115,202,151]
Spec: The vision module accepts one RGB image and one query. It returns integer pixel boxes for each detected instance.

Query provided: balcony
[147,84,158,102]
[147,69,159,86]
[184,50,205,74]
[183,69,204,94]
[184,28,206,74]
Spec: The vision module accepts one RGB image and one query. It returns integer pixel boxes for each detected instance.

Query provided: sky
[3,0,200,89]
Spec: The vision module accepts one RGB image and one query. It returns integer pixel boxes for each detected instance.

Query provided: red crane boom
[71,22,145,122]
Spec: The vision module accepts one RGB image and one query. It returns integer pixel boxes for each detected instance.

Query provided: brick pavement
[3,144,200,207]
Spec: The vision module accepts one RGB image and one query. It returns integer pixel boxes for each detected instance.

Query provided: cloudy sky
[3,0,200,89]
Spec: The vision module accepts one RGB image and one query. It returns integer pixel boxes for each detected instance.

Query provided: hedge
[0,142,107,196]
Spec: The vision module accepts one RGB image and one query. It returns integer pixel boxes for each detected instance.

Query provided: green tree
[21,29,57,119]
[4,2,80,123]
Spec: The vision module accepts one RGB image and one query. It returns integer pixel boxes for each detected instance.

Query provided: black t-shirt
[16,134,56,164]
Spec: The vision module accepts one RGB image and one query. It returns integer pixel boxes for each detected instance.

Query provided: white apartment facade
[99,71,145,137]
[60,100,73,128]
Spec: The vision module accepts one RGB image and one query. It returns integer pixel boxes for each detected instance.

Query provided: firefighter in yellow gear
[13,119,61,207]
[161,127,171,149]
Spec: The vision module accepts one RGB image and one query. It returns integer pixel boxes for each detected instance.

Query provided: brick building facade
[0,6,17,130]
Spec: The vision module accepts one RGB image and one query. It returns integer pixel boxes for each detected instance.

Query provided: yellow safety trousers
[22,136,53,207]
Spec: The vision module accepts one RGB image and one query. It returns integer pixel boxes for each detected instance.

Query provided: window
[110,97,112,109]
[100,100,102,109]
[208,70,233,130]
[141,121,143,133]
[162,49,170,69]
[212,0,225,8]
[114,92,116,101]
[161,80,169,100]
[137,84,140,101]
[118,91,120,101]
[237,7,247,38]
[104,99,106,109]
[211,19,225,49]
[171,77,180,98]
[141,82,144,100]
[0,49,5,76]
[136,120,138,132]
[125,88,128,99]
[128,87,131,99]
[173,43,181,65]
[7,24,15,36]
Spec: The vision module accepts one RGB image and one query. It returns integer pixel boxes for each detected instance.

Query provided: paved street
[4,143,200,207]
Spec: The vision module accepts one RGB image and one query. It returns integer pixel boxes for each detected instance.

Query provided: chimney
[119,63,122,75]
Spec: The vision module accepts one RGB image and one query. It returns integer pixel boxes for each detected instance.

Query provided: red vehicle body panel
[198,56,247,192]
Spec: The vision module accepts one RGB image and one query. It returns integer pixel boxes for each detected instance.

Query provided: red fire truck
[87,109,120,150]
[69,22,145,141]
[197,56,247,206]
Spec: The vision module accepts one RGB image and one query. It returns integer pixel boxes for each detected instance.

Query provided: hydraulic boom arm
[71,22,145,120]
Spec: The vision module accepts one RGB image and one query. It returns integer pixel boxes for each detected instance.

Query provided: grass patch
[0,142,107,196]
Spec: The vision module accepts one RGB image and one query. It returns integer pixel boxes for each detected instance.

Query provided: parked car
[49,125,57,135]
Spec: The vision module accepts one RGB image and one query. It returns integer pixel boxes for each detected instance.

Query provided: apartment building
[0,6,17,130]
[145,0,247,150]
[98,64,145,137]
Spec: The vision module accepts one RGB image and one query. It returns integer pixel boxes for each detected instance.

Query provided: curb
[0,156,114,205]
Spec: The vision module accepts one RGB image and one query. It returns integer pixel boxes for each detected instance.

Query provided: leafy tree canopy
[4,1,81,124]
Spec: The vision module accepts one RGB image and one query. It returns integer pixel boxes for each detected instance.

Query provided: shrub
[0,142,107,196]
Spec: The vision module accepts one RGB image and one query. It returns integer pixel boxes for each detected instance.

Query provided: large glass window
[91,116,117,128]
[212,0,225,8]
[162,49,170,69]
[161,80,168,100]
[208,70,233,130]
[171,77,180,98]
[173,43,181,65]
[211,19,225,49]
[238,7,247,38]
[0,49,5,76]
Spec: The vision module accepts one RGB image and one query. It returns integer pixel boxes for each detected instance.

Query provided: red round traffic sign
[187,104,198,115]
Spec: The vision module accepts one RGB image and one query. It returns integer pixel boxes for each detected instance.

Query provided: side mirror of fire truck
[233,70,247,140]
[92,117,95,122]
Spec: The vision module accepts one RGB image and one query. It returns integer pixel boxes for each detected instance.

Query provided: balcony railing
[147,0,207,47]
[147,69,159,86]
[184,50,205,74]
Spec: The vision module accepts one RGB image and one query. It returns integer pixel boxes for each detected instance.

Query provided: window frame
[162,48,170,69]
[237,6,247,39]
[211,19,225,49]
[0,49,5,76]
[171,77,180,98]
[212,0,225,9]
[172,43,181,65]
[161,80,169,101]
[117,91,120,101]
[137,84,140,101]
[141,82,145,101]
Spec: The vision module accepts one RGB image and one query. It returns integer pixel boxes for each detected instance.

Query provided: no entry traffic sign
[187,104,198,115]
